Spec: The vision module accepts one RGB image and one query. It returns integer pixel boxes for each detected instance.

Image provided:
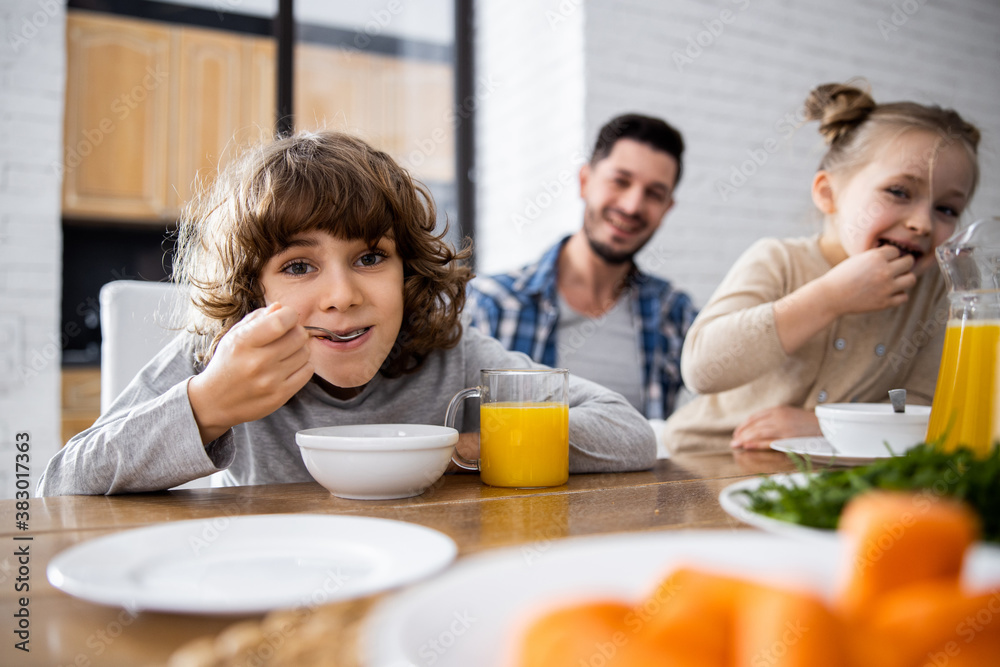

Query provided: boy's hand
[730,405,821,450]
[447,432,480,473]
[188,303,313,444]
[820,245,917,316]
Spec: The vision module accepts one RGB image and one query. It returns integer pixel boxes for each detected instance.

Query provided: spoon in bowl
[888,388,906,413]
[304,325,369,342]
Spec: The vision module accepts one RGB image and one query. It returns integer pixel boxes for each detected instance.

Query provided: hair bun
[948,112,982,150]
[804,82,877,145]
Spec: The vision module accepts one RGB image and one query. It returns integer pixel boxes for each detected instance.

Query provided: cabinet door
[172,26,245,212]
[173,30,277,210]
[63,12,172,222]
[242,36,277,146]
[61,368,101,444]
[294,44,455,184]
[295,43,372,137]
[393,58,455,183]
[295,47,404,162]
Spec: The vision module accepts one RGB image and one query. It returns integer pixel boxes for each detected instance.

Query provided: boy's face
[259,230,404,390]
[578,138,678,264]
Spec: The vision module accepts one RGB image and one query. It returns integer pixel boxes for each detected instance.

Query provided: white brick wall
[0,0,65,499]
[476,0,1000,307]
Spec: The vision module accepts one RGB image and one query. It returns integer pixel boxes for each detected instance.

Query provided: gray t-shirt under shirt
[557,296,644,414]
[37,327,656,496]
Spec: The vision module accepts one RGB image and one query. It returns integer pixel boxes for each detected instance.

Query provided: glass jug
[926,218,1000,456]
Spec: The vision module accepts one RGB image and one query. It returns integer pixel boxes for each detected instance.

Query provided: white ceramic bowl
[814,403,931,458]
[296,424,458,500]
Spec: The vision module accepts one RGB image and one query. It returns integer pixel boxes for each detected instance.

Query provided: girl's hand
[188,303,314,444]
[773,245,916,356]
[730,406,821,450]
[820,245,917,316]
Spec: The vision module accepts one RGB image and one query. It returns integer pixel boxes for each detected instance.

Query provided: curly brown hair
[173,131,472,377]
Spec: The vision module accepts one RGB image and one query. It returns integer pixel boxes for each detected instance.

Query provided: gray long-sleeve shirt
[38,327,656,495]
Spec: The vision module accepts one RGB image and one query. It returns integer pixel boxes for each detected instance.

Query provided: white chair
[99,280,187,412]
[99,280,215,489]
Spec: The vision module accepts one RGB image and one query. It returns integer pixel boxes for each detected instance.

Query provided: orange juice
[926,320,1000,456]
[480,401,569,488]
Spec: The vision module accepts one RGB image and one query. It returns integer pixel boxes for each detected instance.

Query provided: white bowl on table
[296,424,458,500]
[814,403,931,458]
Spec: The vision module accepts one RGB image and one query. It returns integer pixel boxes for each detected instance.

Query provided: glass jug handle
[445,387,480,471]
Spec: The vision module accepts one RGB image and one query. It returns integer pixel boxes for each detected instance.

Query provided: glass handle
[445,387,480,471]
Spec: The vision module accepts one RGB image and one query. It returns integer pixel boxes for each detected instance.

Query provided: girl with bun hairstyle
[662,82,981,452]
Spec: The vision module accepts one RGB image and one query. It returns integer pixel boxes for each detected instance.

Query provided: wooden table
[0,450,798,667]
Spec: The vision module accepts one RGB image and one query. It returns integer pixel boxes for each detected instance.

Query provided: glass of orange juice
[445,369,569,488]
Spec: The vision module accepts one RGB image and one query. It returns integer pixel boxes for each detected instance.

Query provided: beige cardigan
[662,235,948,453]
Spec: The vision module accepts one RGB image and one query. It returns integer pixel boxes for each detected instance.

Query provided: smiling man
[466,114,698,419]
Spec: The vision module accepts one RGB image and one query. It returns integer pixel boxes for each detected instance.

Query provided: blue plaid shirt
[465,237,698,419]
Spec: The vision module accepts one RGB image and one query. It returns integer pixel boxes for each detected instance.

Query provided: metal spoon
[304,325,369,342]
[888,388,906,413]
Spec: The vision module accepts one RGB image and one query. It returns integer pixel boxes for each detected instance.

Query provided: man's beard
[586,236,636,265]
[584,207,648,265]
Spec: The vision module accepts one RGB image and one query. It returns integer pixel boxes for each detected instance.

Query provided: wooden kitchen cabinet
[62,11,276,222]
[295,45,454,183]
[295,44,374,140]
[174,26,276,207]
[61,367,101,444]
[245,38,278,147]
[392,57,455,183]
[62,12,173,221]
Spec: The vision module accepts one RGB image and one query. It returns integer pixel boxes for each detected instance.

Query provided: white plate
[364,530,1000,667]
[720,474,1000,562]
[770,436,886,466]
[47,514,456,614]
[718,473,835,542]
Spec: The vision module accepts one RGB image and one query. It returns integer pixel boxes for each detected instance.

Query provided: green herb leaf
[738,445,1000,542]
